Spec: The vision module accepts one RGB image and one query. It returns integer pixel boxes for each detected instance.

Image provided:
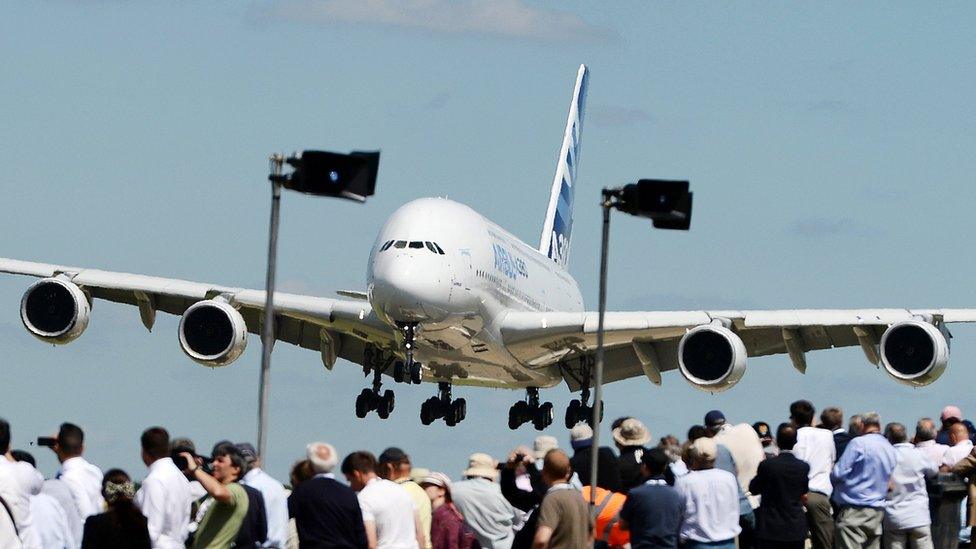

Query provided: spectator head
[0,418,9,454]
[687,425,707,442]
[862,412,882,433]
[170,437,196,454]
[950,422,970,446]
[776,423,798,451]
[377,447,411,481]
[211,444,246,484]
[533,435,559,462]
[541,449,572,486]
[102,468,136,508]
[211,440,234,457]
[688,437,718,470]
[289,459,315,489]
[341,451,378,491]
[789,400,816,427]
[658,435,682,462]
[848,414,864,436]
[703,410,726,435]
[461,453,499,482]
[885,423,908,444]
[235,443,259,469]
[753,422,773,448]
[612,418,651,450]
[11,450,35,467]
[419,471,453,508]
[55,422,84,461]
[140,427,169,466]
[570,423,593,450]
[942,405,963,428]
[820,407,844,431]
[307,442,339,474]
[610,417,632,431]
[915,418,938,443]
[640,447,670,478]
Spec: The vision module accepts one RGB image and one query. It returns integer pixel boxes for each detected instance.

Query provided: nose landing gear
[420,382,467,426]
[393,323,423,384]
[508,388,554,431]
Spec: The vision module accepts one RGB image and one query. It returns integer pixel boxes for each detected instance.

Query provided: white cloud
[267,0,608,41]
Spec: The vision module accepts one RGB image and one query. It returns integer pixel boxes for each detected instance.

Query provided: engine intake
[20,278,91,344]
[678,324,747,392]
[880,320,948,387]
[178,300,248,367]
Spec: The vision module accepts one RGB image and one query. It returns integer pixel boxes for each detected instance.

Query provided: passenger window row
[379,240,445,255]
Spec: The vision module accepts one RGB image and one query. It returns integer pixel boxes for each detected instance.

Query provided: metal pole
[258,154,284,460]
[589,190,612,512]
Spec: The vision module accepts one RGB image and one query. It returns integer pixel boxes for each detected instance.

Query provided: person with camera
[134,427,191,549]
[179,445,250,548]
[49,423,105,521]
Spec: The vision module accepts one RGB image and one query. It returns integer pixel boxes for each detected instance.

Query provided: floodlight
[278,150,380,202]
[615,179,693,230]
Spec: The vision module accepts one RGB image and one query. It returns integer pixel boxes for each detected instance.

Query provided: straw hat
[612,418,651,447]
[533,435,559,461]
[462,453,498,480]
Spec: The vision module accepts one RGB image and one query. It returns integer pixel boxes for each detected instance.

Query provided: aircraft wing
[500,308,976,390]
[0,258,392,368]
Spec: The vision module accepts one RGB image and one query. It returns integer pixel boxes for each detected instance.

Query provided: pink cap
[942,405,963,421]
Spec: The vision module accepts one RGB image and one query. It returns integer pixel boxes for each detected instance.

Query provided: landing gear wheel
[393,361,406,383]
[409,360,422,384]
[455,398,467,422]
[565,399,582,428]
[377,390,395,419]
[508,405,521,430]
[355,389,372,419]
[420,398,436,425]
[534,402,554,431]
[509,401,529,429]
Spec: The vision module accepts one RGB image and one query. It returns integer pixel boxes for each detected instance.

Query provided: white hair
[862,411,881,428]
[307,442,338,474]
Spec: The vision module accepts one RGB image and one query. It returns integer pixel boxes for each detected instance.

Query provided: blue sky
[1,2,975,482]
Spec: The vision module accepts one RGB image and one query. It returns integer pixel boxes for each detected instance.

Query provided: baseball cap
[704,410,726,428]
[942,405,963,422]
[235,443,258,465]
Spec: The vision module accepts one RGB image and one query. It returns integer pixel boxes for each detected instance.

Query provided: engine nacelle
[178,300,248,367]
[678,324,747,392]
[20,278,91,344]
[880,320,949,387]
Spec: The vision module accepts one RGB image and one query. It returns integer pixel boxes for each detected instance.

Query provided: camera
[172,450,212,474]
[36,437,56,448]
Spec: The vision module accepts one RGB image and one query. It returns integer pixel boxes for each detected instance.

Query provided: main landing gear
[564,357,603,428]
[420,382,467,426]
[356,346,396,419]
[393,324,422,385]
[508,388,554,431]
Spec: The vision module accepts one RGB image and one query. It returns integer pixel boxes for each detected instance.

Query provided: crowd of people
[1,401,975,548]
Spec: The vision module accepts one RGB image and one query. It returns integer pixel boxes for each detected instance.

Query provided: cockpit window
[432,243,446,255]
[424,242,437,253]
[409,241,425,249]
[380,240,394,251]
[393,240,407,249]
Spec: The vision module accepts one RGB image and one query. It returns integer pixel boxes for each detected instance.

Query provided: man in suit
[288,441,367,548]
[749,424,810,549]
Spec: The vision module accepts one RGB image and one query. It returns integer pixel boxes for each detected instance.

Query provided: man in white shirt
[884,423,937,549]
[0,419,41,549]
[9,450,74,549]
[342,451,424,549]
[914,418,949,466]
[40,479,82,545]
[940,423,974,470]
[790,399,836,549]
[237,442,288,549]
[49,423,104,520]
[134,427,191,549]
[675,437,741,548]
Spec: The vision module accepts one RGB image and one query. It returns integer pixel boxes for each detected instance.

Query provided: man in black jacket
[748,424,810,549]
[288,441,367,548]
[612,418,651,494]
[569,423,621,493]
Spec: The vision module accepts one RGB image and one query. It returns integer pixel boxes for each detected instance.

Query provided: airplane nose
[371,261,451,323]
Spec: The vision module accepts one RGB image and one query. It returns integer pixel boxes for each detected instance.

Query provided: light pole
[257,149,380,460]
[588,179,693,510]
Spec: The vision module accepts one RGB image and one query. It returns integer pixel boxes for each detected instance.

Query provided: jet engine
[880,320,949,387]
[178,300,248,367]
[20,278,91,344]
[677,324,747,392]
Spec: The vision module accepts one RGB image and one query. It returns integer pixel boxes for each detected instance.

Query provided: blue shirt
[831,432,897,508]
[620,477,684,548]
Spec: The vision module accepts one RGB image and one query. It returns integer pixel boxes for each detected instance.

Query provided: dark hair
[885,422,908,444]
[687,425,706,442]
[290,459,315,489]
[57,423,84,456]
[641,447,670,477]
[776,423,798,451]
[101,469,146,530]
[11,450,35,467]
[341,451,377,475]
[789,400,816,427]
[212,445,247,479]
[141,427,170,460]
[0,418,9,454]
[819,407,843,431]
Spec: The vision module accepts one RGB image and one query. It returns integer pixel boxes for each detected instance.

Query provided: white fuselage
[367,198,583,388]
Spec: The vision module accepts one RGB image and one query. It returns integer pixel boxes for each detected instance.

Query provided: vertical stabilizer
[539,64,588,268]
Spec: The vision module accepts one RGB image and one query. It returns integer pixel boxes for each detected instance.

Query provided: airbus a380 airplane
[3,65,975,430]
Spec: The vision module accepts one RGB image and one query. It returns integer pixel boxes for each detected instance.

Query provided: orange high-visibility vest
[582,486,629,547]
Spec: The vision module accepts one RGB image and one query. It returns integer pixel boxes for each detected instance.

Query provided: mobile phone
[37,437,56,448]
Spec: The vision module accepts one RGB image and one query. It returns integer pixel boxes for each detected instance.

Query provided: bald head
[950,423,970,446]
[541,449,571,486]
